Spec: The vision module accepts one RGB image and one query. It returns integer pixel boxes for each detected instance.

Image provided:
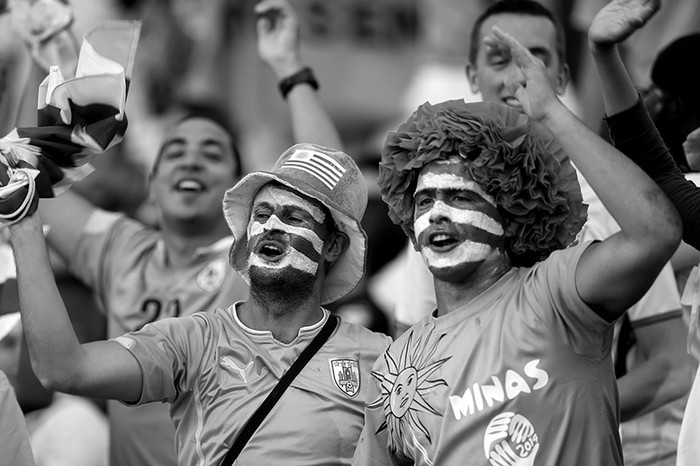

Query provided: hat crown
[272,143,367,221]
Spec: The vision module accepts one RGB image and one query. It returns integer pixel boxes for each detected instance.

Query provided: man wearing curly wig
[351,23,682,466]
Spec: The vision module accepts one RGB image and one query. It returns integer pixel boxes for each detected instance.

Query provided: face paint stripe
[255,187,326,224]
[248,215,324,253]
[248,231,323,261]
[416,173,496,207]
[421,241,493,268]
[414,204,504,238]
[249,248,319,275]
[416,226,503,250]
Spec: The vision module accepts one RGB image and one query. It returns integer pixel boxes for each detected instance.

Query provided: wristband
[279,67,319,99]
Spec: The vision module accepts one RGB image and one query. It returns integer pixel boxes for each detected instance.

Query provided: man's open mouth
[175,179,205,192]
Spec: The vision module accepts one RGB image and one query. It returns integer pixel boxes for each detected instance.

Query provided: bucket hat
[223,143,368,305]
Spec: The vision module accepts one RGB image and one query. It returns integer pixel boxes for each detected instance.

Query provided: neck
[434,255,511,317]
[237,295,324,344]
[159,220,230,268]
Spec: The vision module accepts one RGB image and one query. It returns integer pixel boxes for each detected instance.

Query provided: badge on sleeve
[329,358,360,397]
[196,258,227,292]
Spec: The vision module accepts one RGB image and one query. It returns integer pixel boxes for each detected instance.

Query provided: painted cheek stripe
[416,225,502,250]
[248,215,324,254]
[414,202,504,238]
[421,240,493,268]
[416,173,497,208]
[249,248,319,274]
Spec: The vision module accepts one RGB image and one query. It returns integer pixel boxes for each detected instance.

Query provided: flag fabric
[0,20,141,224]
[283,149,347,190]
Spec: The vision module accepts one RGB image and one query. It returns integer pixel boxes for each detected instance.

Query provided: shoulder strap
[220,314,339,466]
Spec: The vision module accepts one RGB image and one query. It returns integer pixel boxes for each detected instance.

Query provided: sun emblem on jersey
[330,358,360,397]
[196,258,227,292]
[368,330,450,457]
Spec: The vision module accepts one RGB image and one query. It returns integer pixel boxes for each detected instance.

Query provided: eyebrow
[528,46,552,59]
[161,137,227,152]
[253,200,324,224]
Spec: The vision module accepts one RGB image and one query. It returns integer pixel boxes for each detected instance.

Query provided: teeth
[261,244,282,255]
[176,180,204,191]
[432,234,450,242]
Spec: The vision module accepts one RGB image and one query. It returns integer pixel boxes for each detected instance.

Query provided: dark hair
[646,33,700,172]
[152,102,243,178]
[379,100,586,267]
[468,0,566,66]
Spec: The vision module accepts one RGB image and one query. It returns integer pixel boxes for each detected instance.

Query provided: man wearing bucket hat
[5,0,351,465]
[352,24,681,466]
[4,141,390,466]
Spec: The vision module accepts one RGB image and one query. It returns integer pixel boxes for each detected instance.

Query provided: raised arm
[7,212,142,401]
[488,26,681,320]
[0,13,31,136]
[588,0,700,249]
[256,0,343,149]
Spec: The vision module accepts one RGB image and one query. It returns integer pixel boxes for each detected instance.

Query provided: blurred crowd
[1,0,700,465]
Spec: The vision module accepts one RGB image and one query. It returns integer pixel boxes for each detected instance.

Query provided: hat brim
[223,172,367,305]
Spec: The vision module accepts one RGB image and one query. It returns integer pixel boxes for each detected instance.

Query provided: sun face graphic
[369,330,450,455]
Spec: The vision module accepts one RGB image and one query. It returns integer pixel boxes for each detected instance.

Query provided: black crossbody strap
[220,314,339,466]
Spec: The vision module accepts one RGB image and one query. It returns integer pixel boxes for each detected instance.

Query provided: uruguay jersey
[69,209,250,466]
[354,242,622,466]
[112,306,391,466]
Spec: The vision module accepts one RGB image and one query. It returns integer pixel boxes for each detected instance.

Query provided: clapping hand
[484,26,562,123]
[255,0,303,79]
[588,0,660,49]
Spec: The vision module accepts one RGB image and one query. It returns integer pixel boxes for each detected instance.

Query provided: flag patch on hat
[284,150,346,190]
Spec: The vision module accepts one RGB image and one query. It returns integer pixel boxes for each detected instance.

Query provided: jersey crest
[329,358,360,397]
[484,412,540,464]
[196,258,227,292]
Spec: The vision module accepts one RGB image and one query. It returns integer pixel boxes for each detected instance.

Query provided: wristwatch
[279,67,319,99]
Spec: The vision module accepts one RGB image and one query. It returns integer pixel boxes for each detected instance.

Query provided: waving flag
[0,19,141,224]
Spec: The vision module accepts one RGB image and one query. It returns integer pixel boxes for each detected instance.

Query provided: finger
[491,25,536,68]
[503,75,526,101]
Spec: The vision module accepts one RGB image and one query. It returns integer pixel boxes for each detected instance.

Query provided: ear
[324,231,349,265]
[466,62,480,94]
[554,63,571,96]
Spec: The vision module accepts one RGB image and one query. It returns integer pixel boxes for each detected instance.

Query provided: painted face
[247,184,328,276]
[467,13,568,110]
[413,160,504,273]
[150,117,238,224]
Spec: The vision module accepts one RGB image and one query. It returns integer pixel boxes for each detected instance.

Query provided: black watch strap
[278,67,319,99]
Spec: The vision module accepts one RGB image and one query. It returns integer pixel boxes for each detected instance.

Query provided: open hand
[484,26,561,123]
[255,0,302,79]
[588,0,660,48]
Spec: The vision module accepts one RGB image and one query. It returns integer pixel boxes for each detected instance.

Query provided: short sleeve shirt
[353,242,622,466]
[0,371,36,466]
[113,306,391,466]
[68,209,250,466]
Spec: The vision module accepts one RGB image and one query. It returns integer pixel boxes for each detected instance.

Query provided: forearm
[272,60,343,150]
[287,84,342,149]
[618,355,692,421]
[590,42,639,116]
[8,214,87,391]
[542,103,680,247]
[605,99,700,249]
[0,38,31,135]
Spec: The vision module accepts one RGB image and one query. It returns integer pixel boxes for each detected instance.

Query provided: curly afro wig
[378,100,587,267]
